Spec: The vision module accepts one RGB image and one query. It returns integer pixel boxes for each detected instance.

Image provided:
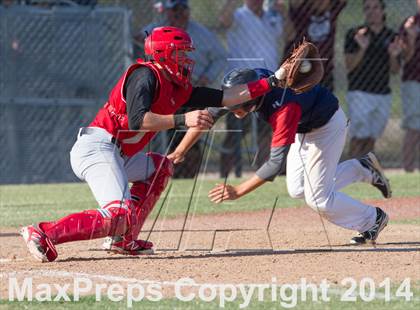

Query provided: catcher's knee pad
[40,200,136,244]
[101,200,137,236]
[127,153,173,239]
[131,153,173,203]
[147,152,174,185]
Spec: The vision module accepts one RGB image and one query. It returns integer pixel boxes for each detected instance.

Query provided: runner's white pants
[70,127,156,207]
[286,108,377,232]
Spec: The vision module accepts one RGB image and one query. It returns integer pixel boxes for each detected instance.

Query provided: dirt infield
[1,197,419,298]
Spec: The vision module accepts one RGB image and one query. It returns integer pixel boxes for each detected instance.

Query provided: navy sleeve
[124,66,157,130]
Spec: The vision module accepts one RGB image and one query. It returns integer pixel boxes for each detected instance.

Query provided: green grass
[0,173,419,309]
[0,172,419,228]
[392,218,420,225]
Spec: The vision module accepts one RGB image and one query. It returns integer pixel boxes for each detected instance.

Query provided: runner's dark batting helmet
[222,68,273,112]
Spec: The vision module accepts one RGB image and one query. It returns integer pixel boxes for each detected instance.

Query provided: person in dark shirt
[344,0,401,158]
[169,68,392,245]
[399,2,420,172]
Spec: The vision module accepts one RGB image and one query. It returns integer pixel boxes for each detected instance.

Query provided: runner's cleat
[350,207,389,245]
[359,152,392,198]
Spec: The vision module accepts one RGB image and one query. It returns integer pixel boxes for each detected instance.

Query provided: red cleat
[20,225,58,262]
[102,236,154,255]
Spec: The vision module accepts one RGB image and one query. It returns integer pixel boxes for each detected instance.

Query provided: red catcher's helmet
[144,26,195,86]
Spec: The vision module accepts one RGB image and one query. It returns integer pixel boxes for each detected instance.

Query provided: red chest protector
[89,60,192,156]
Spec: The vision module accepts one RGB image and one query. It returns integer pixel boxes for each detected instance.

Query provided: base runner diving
[169,67,392,246]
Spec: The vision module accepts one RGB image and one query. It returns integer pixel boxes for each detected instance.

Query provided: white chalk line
[0,258,24,263]
[1,269,182,286]
[1,269,418,301]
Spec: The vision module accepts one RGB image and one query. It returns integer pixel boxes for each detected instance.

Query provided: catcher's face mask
[144,26,195,86]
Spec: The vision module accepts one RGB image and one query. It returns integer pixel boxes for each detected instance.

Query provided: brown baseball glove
[275,39,324,93]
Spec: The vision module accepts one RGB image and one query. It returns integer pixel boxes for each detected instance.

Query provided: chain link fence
[0,0,418,183]
[0,4,132,183]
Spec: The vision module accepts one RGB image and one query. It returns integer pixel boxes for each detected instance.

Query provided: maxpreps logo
[8,277,163,307]
[7,276,415,308]
[7,276,333,308]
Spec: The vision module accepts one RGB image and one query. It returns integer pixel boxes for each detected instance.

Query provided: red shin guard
[39,200,135,245]
[126,152,173,240]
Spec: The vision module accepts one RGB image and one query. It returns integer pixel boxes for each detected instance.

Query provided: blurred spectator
[218,0,292,178]
[138,0,226,87]
[221,0,293,71]
[344,0,400,158]
[72,0,96,5]
[399,0,420,172]
[132,1,166,56]
[136,0,226,177]
[0,0,15,7]
[26,0,97,6]
[284,0,346,91]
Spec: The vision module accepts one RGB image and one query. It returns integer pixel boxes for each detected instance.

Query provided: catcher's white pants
[286,108,377,233]
[70,127,155,207]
